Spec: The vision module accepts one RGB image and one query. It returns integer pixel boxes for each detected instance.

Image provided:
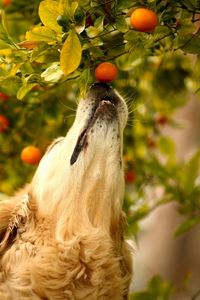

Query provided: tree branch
[191,289,200,300]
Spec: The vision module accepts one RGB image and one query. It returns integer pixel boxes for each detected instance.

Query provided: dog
[0,82,133,299]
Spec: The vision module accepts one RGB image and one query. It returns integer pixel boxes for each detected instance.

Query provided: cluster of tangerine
[1,7,158,167]
[94,7,158,84]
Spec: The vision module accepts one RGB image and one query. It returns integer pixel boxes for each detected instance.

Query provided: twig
[85,28,117,40]
[154,33,172,43]
[192,18,200,22]
[176,5,200,14]
[186,0,196,9]
[109,50,129,61]
[191,288,200,300]
[174,34,195,51]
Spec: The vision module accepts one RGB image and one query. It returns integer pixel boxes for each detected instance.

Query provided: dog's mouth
[70,83,118,165]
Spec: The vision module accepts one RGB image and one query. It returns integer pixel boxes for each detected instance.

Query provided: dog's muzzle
[70,83,119,165]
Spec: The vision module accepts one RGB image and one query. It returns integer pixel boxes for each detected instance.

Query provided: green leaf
[128,205,150,223]
[0,10,8,33]
[0,39,12,50]
[39,0,62,33]
[90,46,105,58]
[147,157,169,181]
[124,31,141,43]
[131,292,154,300]
[0,10,15,46]
[115,16,128,33]
[175,218,200,236]
[149,275,172,299]
[130,276,172,300]
[41,62,63,82]
[183,151,200,193]
[79,68,91,97]
[26,26,57,43]
[69,1,78,19]
[176,34,200,54]
[16,74,41,100]
[94,15,104,31]
[17,83,37,100]
[85,26,100,38]
[158,136,175,158]
[85,15,104,38]
[60,30,82,76]
[152,26,171,42]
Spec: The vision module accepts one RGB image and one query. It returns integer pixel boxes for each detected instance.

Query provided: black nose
[90,82,113,91]
[88,82,118,105]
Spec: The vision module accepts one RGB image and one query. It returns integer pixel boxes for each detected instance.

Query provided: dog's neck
[30,152,124,242]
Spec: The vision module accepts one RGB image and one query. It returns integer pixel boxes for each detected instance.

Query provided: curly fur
[0,84,133,299]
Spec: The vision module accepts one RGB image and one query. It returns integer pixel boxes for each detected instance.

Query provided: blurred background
[0,0,200,299]
[131,92,200,300]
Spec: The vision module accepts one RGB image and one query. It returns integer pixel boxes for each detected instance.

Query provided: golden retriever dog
[0,82,133,299]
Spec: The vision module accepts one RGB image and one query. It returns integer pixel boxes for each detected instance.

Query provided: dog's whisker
[63,114,76,123]
[59,100,77,112]
[127,122,134,127]
[128,109,137,115]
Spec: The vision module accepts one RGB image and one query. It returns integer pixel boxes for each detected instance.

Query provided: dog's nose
[88,82,118,105]
[90,82,113,91]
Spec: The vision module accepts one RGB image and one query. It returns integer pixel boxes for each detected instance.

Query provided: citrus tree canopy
[0,1,200,298]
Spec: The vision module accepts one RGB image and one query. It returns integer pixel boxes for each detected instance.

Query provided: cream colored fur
[0,86,133,299]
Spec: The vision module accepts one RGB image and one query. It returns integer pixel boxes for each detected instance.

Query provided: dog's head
[32,83,128,233]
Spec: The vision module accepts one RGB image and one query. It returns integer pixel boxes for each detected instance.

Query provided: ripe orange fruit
[130,8,158,32]
[2,0,11,7]
[125,170,137,184]
[95,62,118,82]
[0,92,10,101]
[147,137,157,149]
[155,114,168,125]
[21,146,42,165]
[0,115,10,132]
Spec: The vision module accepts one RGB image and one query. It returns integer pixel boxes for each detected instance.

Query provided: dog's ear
[0,193,31,254]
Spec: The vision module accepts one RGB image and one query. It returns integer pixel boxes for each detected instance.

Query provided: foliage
[0,0,200,298]
[130,275,173,300]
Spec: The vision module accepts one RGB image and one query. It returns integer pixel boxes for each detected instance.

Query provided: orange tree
[0,0,200,298]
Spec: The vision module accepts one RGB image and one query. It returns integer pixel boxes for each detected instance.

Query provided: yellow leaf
[26,26,57,43]
[60,30,82,76]
[10,63,22,76]
[39,0,62,33]
[59,0,70,17]
[0,49,12,56]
